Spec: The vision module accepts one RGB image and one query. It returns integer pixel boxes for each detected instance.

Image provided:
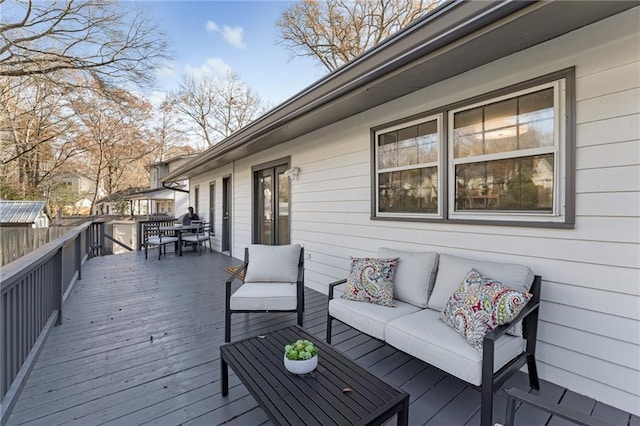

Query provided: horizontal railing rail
[0,221,99,424]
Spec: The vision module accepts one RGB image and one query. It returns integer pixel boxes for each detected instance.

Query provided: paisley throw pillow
[342,257,398,307]
[440,269,532,350]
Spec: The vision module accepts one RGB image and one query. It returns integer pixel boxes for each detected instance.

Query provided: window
[375,116,441,217]
[372,69,574,227]
[194,185,200,216]
[209,181,215,234]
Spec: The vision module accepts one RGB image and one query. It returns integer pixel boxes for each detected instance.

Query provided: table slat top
[220,326,408,426]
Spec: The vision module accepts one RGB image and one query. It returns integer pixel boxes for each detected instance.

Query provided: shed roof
[0,201,46,224]
[162,0,637,181]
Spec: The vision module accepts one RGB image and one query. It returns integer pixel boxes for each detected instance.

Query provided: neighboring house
[126,154,199,217]
[94,187,145,216]
[163,2,640,416]
[52,172,103,215]
[0,200,49,228]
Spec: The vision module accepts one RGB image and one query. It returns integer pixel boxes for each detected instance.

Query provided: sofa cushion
[385,309,525,386]
[244,244,301,283]
[441,269,532,350]
[343,257,398,307]
[378,248,439,308]
[429,254,534,311]
[329,297,421,340]
[230,282,297,311]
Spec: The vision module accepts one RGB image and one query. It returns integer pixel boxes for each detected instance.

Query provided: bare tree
[166,71,266,148]
[0,75,81,198]
[150,100,192,162]
[0,0,170,90]
[71,87,156,211]
[276,0,442,72]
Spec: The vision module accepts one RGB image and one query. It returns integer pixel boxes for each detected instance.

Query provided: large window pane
[519,88,555,149]
[378,132,397,169]
[454,87,555,158]
[455,154,554,212]
[379,167,438,213]
[453,108,483,158]
[378,119,438,170]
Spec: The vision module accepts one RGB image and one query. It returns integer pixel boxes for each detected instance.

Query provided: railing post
[137,221,143,250]
[100,222,106,257]
[75,233,82,281]
[53,248,63,326]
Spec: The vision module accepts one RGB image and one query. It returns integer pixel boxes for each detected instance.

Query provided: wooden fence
[0,221,103,424]
[0,227,78,267]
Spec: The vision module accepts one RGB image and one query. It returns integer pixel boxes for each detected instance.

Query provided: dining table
[159,224,200,256]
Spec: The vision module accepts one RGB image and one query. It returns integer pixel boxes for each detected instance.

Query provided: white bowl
[283,354,318,375]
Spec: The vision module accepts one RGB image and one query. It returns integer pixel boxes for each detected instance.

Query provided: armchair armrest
[328,278,347,300]
[504,388,608,426]
[226,263,248,285]
[483,300,540,343]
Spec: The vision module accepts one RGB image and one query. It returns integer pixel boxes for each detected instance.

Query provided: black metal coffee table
[220,326,409,425]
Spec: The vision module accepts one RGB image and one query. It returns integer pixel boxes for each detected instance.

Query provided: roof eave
[163,0,638,182]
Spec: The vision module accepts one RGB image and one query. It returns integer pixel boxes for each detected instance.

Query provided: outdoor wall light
[284,167,301,180]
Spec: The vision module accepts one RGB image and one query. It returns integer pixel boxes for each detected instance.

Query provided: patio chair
[142,223,179,260]
[225,244,304,342]
[181,221,212,255]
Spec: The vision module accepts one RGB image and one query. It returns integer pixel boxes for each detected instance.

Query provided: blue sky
[137,1,328,106]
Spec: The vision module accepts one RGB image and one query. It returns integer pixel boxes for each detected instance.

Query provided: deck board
[6,250,634,425]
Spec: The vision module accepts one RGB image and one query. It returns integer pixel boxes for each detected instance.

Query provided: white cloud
[146,90,169,108]
[184,57,233,78]
[155,62,177,79]
[205,20,218,32]
[205,20,246,50]
[220,25,246,50]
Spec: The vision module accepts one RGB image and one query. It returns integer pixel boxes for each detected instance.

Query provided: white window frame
[447,80,566,223]
[374,114,444,219]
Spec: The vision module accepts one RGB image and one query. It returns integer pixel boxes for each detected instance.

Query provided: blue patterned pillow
[440,269,532,350]
[342,257,398,307]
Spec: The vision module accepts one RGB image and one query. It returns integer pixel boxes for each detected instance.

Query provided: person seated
[181,206,200,225]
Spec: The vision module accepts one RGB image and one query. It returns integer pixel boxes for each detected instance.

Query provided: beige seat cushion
[384,308,524,386]
[230,282,297,311]
[329,297,421,340]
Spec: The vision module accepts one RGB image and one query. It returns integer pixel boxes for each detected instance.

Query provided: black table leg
[221,354,229,396]
[397,397,409,426]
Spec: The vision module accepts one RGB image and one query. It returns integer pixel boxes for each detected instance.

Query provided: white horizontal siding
[187,7,640,416]
[577,114,639,147]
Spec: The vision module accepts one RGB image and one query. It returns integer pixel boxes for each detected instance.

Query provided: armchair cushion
[343,257,398,307]
[244,244,302,283]
[378,247,439,308]
[440,269,532,350]
[230,282,298,311]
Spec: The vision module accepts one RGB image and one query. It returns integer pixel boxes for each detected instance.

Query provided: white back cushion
[244,244,302,283]
[378,247,439,308]
[428,254,535,311]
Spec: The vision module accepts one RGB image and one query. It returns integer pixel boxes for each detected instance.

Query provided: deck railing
[0,221,101,423]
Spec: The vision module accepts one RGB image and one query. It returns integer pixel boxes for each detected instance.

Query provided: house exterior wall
[190,9,639,415]
[188,164,234,252]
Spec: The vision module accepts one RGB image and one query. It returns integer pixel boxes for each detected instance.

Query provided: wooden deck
[6,249,637,426]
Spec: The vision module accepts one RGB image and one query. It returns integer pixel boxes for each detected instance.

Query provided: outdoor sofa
[326,249,541,426]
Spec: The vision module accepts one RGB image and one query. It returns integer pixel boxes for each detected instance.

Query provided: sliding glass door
[254,164,290,245]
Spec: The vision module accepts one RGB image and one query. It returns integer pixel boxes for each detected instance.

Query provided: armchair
[225,244,304,342]
[181,221,212,255]
[142,223,179,260]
